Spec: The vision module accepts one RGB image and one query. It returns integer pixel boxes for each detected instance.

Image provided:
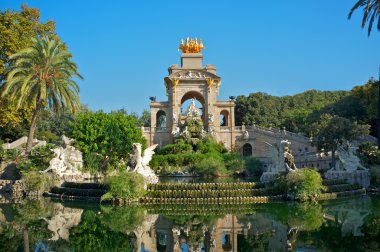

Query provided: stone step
[325,183,362,193]
[60,182,108,190]
[147,182,266,191]
[322,179,347,186]
[147,188,271,198]
[51,187,107,198]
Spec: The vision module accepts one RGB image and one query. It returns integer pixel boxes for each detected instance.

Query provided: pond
[0,195,379,252]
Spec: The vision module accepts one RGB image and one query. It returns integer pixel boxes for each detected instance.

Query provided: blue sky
[1,1,379,114]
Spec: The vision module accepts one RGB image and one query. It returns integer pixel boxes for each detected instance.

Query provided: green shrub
[190,155,229,177]
[195,137,227,154]
[244,157,264,176]
[157,141,193,155]
[21,171,56,192]
[101,172,145,201]
[35,130,59,143]
[286,168,325,201]
[29,144,56,170]
[5,148,21,161]
[223,152,245,173]
[84,152,105,174]
[0,143,5,163]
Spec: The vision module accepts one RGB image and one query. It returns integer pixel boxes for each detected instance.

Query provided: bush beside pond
[101,172,145,201]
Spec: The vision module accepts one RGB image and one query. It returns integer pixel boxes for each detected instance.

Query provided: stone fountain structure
[325,142,370,188]
[260,139,298,182]
[42,135,91,182]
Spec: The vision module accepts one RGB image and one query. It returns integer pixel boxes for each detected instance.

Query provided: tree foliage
[69,111,147,165]
[235,90,350,133]
[0,4,56,84]
[311,114,370,166]
[0,36,82,153]
[236,80,378,137]
[349,0,380,36]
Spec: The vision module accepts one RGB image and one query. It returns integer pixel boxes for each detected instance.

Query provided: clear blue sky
[1,1,379,114]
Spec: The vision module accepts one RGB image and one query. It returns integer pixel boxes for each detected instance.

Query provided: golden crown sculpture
[179,37,204,53]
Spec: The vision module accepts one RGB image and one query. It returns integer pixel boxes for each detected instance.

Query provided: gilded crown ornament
[179,37,204,53]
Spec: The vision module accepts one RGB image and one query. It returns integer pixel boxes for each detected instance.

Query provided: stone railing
[2,136,46,150]
[155,127,169,132]
[2,136,28,149]
[141,127,151,132]
[220,126,230,131]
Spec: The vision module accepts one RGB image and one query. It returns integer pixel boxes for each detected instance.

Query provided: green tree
[0,36,82,154]
[349,0,380,36]
[69,111,146,166]
[311,114,370,166]
[0,4,56,84]
[137,109,151,127]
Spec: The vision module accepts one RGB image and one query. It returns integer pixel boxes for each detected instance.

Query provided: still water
[0,195,379,252]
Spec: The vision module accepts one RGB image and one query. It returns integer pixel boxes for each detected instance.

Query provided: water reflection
[0,195,378,252]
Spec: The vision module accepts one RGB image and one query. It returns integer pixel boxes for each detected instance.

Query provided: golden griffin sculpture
[179,37,204,53]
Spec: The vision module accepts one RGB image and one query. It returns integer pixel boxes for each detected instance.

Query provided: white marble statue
[208,113,214,123]
[186,98,201,118]
[261,140,297,182]
[42,145,89,181]
[334,143,367,171]
[173,113,178,123]
[172,126,180,137]
[131,143,159,184]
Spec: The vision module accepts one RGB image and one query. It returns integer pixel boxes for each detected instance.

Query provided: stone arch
[180,91,205,106]
[156,110,167,128]
[220,110,229,126]
[180,91,206,122]
[242,143,252,156]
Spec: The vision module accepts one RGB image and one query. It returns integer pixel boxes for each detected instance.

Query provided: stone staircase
[142,182,283,204]
[45,182,108,202]
[44,179,367,204]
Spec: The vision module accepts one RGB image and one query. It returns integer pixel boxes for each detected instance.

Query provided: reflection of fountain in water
[43,203,83,241]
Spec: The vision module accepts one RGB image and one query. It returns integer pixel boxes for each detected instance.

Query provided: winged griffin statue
[130,143,159,184]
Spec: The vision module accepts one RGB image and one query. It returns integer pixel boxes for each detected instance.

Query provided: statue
[208,113,214,123]
[243,130,249,140]
[172,126,180,137]
[131,143,159,184]
[178,37,205,53]
[173,113,178,123]
[261,140,297,182]
[186,98,201,118]
[334,142,367,171]
[283,141,297,172]
[42,136,89,181]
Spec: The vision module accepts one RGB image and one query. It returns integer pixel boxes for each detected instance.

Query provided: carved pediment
[167,70,220,81]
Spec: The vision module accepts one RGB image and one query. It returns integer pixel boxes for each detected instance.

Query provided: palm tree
[348,0,380,36]
[0,36,82,153]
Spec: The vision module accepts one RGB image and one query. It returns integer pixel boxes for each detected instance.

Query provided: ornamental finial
[179,37,205,53]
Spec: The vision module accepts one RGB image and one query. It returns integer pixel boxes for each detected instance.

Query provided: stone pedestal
[325,170,370,188]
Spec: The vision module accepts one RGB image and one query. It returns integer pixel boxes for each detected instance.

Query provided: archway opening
[220,110,229,126]
[243,143,252,156]
[180,91,205,123]
[156,110,167,128]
